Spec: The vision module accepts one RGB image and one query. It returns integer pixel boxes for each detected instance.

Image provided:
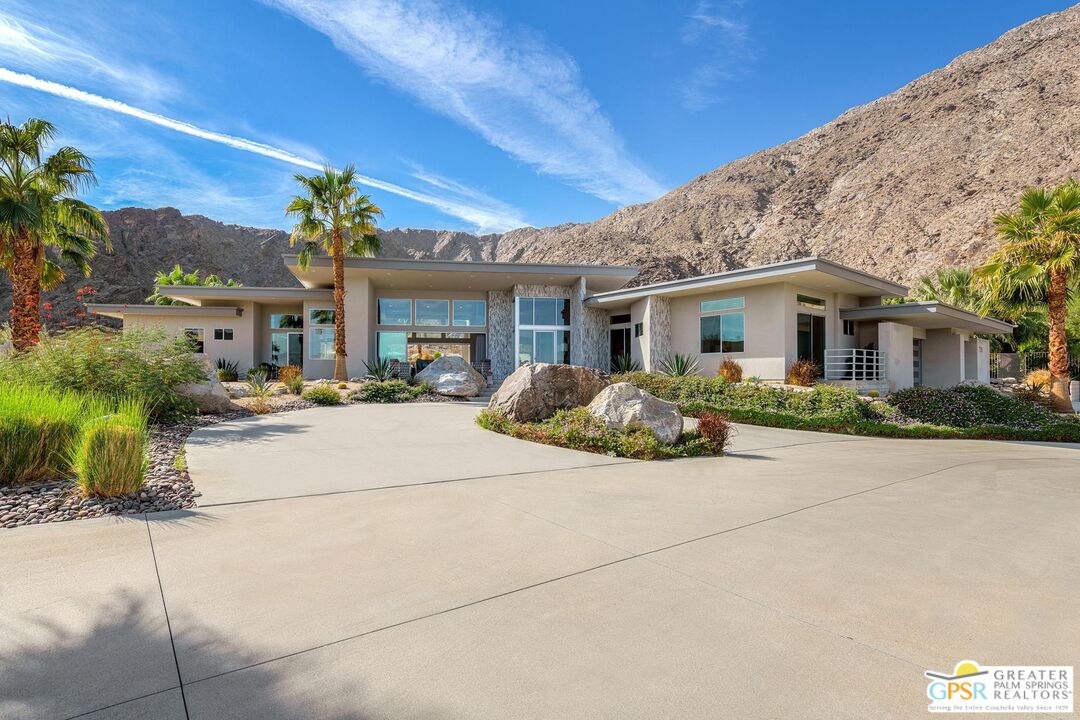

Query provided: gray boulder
[176,371,235,414]
[586,382,684,444]
[414,355,486,397]
[488,363,610,421]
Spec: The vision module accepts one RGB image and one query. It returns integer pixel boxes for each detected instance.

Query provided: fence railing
[824,348,887,381]
[991,352,1080,379]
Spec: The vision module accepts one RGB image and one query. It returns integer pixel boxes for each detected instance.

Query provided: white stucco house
[89,255,1012,392]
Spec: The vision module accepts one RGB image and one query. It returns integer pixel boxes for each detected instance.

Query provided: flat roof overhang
[585,257,908,306]
[87,303,244,320]
[285,255,639,293]
[839,301,1014,334]
[152,286,333,305]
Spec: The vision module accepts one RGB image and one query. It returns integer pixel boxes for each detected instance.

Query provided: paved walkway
[1,403,1077,719]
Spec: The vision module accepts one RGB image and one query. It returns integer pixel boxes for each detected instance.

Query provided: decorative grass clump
[477,407,712,460]
[696,411,734,454]
[69,399,149,497]
[302,385,342,405]
[786,359,819,387]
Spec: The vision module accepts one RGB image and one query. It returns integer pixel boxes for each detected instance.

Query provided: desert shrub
[351,380,424,404]
[278,365,303,385]
[659,353,700,377]
[215,358,239,382]
[717,359,743,383]
[302,385,342,405]
[696,411,733,454]
[70,399,149,497]
[284,376,305,395]
[477,408,711,460]
[0,328,204,421]
[891,384,1055,429]
[866,389,880,398]
[786,359,819,387]
[247,363,277,380]
[337,382,348,389]
[1024,369,1052,390]
[611,354,641,373]
[248,397,273,415]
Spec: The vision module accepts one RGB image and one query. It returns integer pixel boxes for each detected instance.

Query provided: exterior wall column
[876,321,914,391]
[570,277,586,366]
[921,328,964,387]
[343,275,372,379]
[646,295,671,372]
[487,290,514,380]
[975,338,991,384]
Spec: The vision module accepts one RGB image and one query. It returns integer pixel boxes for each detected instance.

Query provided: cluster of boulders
[488,362,684,443]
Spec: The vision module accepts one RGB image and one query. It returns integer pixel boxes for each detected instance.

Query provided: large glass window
[377,332,408,362]
[453,300,486,327]
[700,297,744,312]
[700,313,745,353]
[797,294,826,310]
[378,299,412,325]
[516,297,571,365]
[309,328,335,360]
[518,297,569,326]
[309,308,335,325]
[415,299,450,326]
[271,332,303,366]
[269,314,302,329]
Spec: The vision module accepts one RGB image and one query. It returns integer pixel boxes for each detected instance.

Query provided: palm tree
[0,118,109,350]
[145,264,242,306]
[976,180,1080,412]
[285,165,382,381]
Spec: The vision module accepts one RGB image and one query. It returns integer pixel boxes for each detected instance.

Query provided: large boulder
[414,355,486,397]
[176,371,235,414]
[586,382,684,444]
[488,363,610,421]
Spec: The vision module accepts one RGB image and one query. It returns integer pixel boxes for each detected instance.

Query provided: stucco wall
[342,276,373,379]
[124,303,256,373]
[922,329,965,387]
[877,321,914,391]
[668,283,788,379]
[487,290,513,379]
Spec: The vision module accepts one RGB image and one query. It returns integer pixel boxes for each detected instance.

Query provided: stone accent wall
[647,295,671,370]
[512,284,573,300]
[583,306,609,371]
[487,290,514,380]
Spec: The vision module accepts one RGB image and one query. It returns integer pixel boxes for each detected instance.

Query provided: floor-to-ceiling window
[795,295,826,371]
[517,297,571,366]
[609,312,632,369]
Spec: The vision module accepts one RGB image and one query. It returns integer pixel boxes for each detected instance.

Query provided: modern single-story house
[88,255,1013,392]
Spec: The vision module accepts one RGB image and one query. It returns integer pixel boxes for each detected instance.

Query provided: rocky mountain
[3,4,1078,322]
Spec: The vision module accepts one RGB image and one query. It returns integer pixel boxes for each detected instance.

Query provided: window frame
[377,298,413,326]
[308,327,335,361]
[699,313,745,354]
[268,313,303,329]
[515,296,572,366]
[634,322,644,338]
[451,299,487,327]
[213,328,234,341]
[308,308,336,326]
[376,331,408,363]
[796,294,826,310]
[842,319,855,336]
[699,296,745,313]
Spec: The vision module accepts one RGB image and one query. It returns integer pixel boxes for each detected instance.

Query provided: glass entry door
[796,313,825,370]
[271,331,303,367]
[610,327,631,366]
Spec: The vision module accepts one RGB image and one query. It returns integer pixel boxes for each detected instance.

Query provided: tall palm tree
[976,180,1080,412]
[285,165,382,381]
[0,118,109,350]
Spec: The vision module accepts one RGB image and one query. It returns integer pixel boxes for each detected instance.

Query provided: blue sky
[0,0,1072,233]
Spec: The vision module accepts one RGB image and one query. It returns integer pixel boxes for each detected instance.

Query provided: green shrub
[302,385,342,405]
[350,380,424,403]
[245,371,273,398]
[476,408,713,460]
[890,384,1056,429]
[362,357,397,382]
[284,376,305,395]
[215,358,239,382]
[866,389,880,398]
[610,354,641,373]
[0,328,205,421]
[70,399,149,497]
[658,353,700,377]
[0,385,97,484]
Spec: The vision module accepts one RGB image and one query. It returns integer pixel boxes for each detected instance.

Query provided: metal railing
[991,352,1080,379]
[824,348,887,381]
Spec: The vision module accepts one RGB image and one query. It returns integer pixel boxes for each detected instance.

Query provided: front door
[271,331,303,367]
[610,327,631,367]
[796,313,825,370]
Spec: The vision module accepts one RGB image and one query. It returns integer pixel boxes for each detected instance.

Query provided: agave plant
[658,353,699,377]
[245,370,274,398]
[362,357,396,382]
[610,354,641,373]
[215,358,239,382]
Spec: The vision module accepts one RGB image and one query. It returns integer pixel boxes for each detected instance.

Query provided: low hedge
[350,380,431,404]
[477,408,714,460]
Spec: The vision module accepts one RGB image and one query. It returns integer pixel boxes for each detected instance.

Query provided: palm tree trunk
[9,231,42,352]
[331,229,348,381]
[1046,268,1072,412]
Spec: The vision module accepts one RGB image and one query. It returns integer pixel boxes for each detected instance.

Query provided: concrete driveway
[1,403,1077,719]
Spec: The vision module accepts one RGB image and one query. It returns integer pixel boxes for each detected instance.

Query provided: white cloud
[262,0,666,206]
[678,1,753,111]
[0,67,527,232]
[0,11,176,102]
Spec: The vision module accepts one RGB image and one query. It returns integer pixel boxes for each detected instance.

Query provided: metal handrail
[824,348,887,381]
